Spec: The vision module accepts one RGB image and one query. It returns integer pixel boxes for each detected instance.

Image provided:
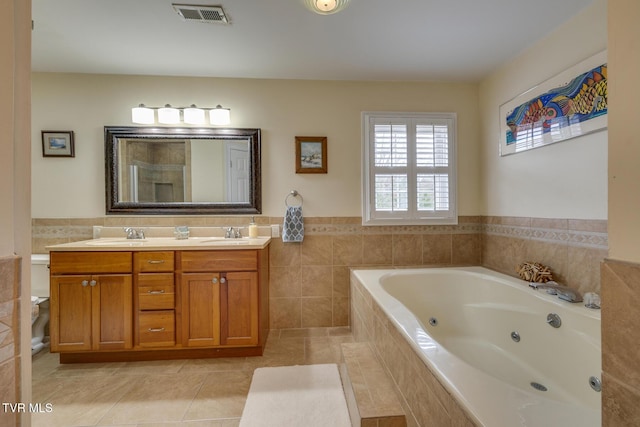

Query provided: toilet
[30,254,50,355]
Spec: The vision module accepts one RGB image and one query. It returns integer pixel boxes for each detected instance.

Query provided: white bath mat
[240,364,351,427]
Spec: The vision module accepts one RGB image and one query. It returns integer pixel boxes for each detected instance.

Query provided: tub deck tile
[340,342,406,427]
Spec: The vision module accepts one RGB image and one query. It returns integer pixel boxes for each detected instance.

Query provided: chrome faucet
[529,281,583,303]
[124,227,145,239]
[224,226,242,239]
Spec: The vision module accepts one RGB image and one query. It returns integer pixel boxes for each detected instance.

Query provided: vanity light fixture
[301,0,351,15]
[158,104,181,124]
[209,105,231,126]
[131,104,232,125]
[183,104,206,125]
[131,104,155,124]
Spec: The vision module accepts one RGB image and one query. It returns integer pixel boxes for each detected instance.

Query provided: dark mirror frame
[105,126,261,215]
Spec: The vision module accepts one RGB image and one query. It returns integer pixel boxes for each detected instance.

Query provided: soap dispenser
[248,216,258,238]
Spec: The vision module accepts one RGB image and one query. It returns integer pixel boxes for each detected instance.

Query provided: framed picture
[499,50,607,156]
[42,130,75,157]
[295,136,327,174]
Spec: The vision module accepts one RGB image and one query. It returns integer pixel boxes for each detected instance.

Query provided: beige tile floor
[32,328,353,427]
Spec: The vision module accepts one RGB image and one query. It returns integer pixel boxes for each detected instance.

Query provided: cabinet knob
[147,260,165,264]
[90,280,97,287]
[147,290,165,294]
[147,327,165,333]
[212,277,218,284]
[220,277,226,284]
[81,280,89,287]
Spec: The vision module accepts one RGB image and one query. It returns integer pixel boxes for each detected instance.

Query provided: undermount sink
[85,239,147,246]
[80,236,269,248]
[199,239,252,245]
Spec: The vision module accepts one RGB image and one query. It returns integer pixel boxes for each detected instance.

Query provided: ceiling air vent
[172,4,229,24]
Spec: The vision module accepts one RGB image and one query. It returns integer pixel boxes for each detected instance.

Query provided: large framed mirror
[105,126,261,215]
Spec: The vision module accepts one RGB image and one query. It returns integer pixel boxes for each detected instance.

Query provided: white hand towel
[282,206,304,242]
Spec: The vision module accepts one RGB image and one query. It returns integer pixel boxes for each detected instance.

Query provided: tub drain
[428,317,438,326]
[530,382,548,392]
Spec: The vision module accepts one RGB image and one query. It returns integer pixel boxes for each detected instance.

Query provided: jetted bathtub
[350,267,601,427]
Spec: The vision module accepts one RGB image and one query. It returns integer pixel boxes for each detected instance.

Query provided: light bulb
[158,104,180,124]
[315,0,337,12]
[302,0,350,15]
[209,105,231,125]
[184,105,206,125]
[131,104,154,124]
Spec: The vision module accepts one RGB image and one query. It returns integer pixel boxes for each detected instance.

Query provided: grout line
[179,376,206,423]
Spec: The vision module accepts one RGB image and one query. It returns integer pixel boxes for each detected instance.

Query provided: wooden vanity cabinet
[177,250,260,348]
[133,251,176,348]
[49,252,133,352]
[50,245,269,362]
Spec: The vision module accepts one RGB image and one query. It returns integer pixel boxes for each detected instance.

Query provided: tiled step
[339,342,406,427]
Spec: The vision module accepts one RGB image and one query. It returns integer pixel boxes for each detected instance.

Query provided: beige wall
[601,0,640,425]
[31,74,481,219]
[608,0,640,263]
[478,0,608,219]
[0,2,17,255]
[1,1,32,426]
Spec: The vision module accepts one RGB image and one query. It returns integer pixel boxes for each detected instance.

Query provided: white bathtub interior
[352,267,602,427]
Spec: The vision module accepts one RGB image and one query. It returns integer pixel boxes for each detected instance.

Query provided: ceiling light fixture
[301,0,351,15]
[131,104,231,126]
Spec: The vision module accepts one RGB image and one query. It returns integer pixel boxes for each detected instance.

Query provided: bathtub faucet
[529,281,583,303]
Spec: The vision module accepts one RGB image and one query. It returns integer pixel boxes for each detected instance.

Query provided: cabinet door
[221,271,259,346]
[179,273,221,347]
[93,274,133,350]
[50,275,93,352]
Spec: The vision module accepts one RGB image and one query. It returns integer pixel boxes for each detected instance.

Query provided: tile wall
[482,216,607,295]
[32,216,482,330]
[32,215,607,329]
[0,255,21,427]
[601,259,640,426]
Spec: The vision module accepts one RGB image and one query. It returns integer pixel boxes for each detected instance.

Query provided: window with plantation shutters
[362,112,457,225]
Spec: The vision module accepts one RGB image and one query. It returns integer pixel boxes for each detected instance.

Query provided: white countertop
[47,236,271,252]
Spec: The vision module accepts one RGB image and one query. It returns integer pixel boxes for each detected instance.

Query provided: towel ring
[285,190,303,207]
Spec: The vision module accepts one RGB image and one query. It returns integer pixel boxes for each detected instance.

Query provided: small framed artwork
[295,136,327,174]
[42,130,75,157]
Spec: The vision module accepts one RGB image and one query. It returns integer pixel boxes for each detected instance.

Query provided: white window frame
[362,111,457,226]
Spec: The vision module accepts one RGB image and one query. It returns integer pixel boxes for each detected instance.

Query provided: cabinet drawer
[134,251,174,273]
[179,250,257,272]
[50,251,132,274]
[138,311,175,347]
[138,273,175,310]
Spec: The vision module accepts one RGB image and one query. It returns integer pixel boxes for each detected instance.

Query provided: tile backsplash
[482,216,607,295]
[33,215,607,329]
